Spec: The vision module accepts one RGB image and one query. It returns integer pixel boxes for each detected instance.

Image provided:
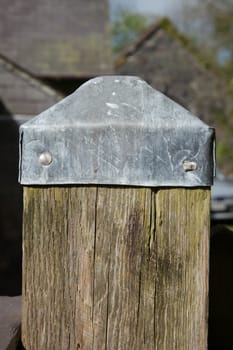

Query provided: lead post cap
[19,76,215,186]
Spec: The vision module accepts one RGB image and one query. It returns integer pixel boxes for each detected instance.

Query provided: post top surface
[22,76,206,129]
[19,76,215,186]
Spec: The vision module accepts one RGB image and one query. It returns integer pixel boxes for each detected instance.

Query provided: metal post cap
[19,76,215,186]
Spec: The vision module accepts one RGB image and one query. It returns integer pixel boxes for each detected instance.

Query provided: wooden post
[19,76,215,349]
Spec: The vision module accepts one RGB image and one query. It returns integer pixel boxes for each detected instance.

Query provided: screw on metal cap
[19,76,215,186]
[39,152,53,166]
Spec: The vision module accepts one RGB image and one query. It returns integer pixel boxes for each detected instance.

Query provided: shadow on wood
[0,99,22,296]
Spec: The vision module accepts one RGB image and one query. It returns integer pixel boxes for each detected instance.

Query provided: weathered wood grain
[22,186,210,349]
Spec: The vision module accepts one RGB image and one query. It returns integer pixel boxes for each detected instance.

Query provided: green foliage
[209,2,233,77]
[182,0,233,81]
[111,10,149,52]
[216,140,233,169]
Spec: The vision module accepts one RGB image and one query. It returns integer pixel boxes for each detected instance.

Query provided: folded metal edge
[19,124,215,187]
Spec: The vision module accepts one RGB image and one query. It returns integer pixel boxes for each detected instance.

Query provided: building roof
[0,53,62,117]
[116,18,233,173]
[116,18,232,126]
[0,0,113,78]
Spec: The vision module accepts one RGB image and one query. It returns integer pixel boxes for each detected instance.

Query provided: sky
[109,0,185,20]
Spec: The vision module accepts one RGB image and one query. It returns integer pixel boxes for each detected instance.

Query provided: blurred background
[0,0,232,348]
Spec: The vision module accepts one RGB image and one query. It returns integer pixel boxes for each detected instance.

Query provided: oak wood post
[19,76,215,350]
